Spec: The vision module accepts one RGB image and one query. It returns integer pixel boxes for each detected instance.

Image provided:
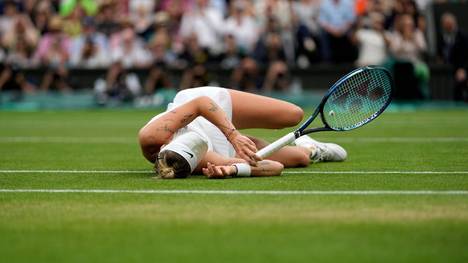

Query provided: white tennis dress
[146,86,236,158]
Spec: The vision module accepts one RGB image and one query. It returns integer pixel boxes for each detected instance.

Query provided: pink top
[33,34,72,64]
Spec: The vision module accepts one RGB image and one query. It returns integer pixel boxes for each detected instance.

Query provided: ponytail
[155,150,191,179]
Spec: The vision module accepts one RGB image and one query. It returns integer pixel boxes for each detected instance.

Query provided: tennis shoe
[294,135,347,163]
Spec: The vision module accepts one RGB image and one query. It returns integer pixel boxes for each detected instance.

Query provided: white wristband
[233,163,251,177]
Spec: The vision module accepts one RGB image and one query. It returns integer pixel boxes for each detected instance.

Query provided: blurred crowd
[0,0,467,103]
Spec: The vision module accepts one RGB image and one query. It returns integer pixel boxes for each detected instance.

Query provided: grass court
[0,109,467,262]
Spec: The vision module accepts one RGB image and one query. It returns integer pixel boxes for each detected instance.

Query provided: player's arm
[139,96,259,164]
[202,160,284,179]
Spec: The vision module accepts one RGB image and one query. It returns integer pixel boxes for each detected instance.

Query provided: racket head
[318,66,393,131]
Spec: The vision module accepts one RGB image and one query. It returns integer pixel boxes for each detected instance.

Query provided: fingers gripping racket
[256,66,393,158]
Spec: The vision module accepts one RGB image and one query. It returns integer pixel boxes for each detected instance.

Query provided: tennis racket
[256,66,393,158]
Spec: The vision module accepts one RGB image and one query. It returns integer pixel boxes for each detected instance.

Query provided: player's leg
[248,135,347,166]
[228,89,304,129]
[247,136,310,167]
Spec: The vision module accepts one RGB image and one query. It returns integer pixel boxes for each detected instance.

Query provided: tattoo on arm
[218,124,236,138]
[180,113,194,124]
[208,102,218,112]
[217,118,236,139]
[155,124,175,133]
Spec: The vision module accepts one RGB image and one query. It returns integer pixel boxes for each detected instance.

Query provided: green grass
[1,109,468,263]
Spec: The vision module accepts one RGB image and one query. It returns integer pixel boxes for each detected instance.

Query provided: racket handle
[256,132,297,159]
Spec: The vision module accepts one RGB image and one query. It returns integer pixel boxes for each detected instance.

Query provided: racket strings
[324,69,392,130]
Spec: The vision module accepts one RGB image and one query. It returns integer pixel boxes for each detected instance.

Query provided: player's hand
[203,162,236,179]
[228,131,261,165]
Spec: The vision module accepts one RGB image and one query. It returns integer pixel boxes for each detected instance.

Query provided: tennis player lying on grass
[138,86,346,179]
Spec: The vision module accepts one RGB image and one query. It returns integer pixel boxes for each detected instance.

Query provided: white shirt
[389,30,427,63]
[179,7,224,52]
[293,0,321,34]
[224,16,259,52]
[110,41,152,68]
[356,29,387,66]
[146,87,235,158]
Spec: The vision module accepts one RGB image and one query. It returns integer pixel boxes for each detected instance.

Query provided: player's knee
[287,106,304,126]
[293,153,310,167]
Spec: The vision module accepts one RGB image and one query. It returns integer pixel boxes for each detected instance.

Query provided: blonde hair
[155,150,191,179]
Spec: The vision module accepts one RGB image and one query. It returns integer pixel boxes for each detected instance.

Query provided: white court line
[321,137,468,143]
[0,137,134,144]
[0,169,467,174]
[265,137,468,143]
[0,170,149,174]
[0,136,467,144]
[0,189,467,195]
[284,171,468,174]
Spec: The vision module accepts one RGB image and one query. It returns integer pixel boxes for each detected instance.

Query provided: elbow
[270,161,285,176]
[193,96,212,115]
[276,162,285,176]
[138,127,158,148]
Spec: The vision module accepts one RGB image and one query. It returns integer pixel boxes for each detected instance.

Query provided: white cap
[160,131,208,172]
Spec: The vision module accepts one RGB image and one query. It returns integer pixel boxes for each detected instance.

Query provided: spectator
[253,30,290,92]
[318,0,358,63]
[388,14,429,99]
[153,9,184,55]
[129,0,155,40]
[254,30,287,67]
[158,0,192,40]
[179,0,225,55]
[224,0,259,54]
[38,61,72,92]
[437,12,468,102]
[62,4,84,37]
[30,0,55,34]
[220,34,243,70]
[33,16,71,66]
[70,18,110,68]
[293,0,321,36]
[0,1,19,36]
[385,0,425,32]
[354,12,389,67]
[23,0,38,18]
[292,0,322,66]
[389,14,427,65]
[178,34,210,90]
[2,15,39,66]
[180,63,210,90]
[230,57,261,92]
[255,0,296,65]
[5,39,34,68]
[159,0,193,16]
[33,16,72,91]
[263,63,290,93]
[95,2,120,37]
[143,28,176,97]
[148,27,177,67]
[109,22,152,68]
[255,0,294,32]
[0,64,35,102]
[95,61,142,105]
[178,33,210,67]
[143,63,173,96]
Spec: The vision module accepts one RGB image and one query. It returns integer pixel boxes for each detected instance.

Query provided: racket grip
[256,132,296,159]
